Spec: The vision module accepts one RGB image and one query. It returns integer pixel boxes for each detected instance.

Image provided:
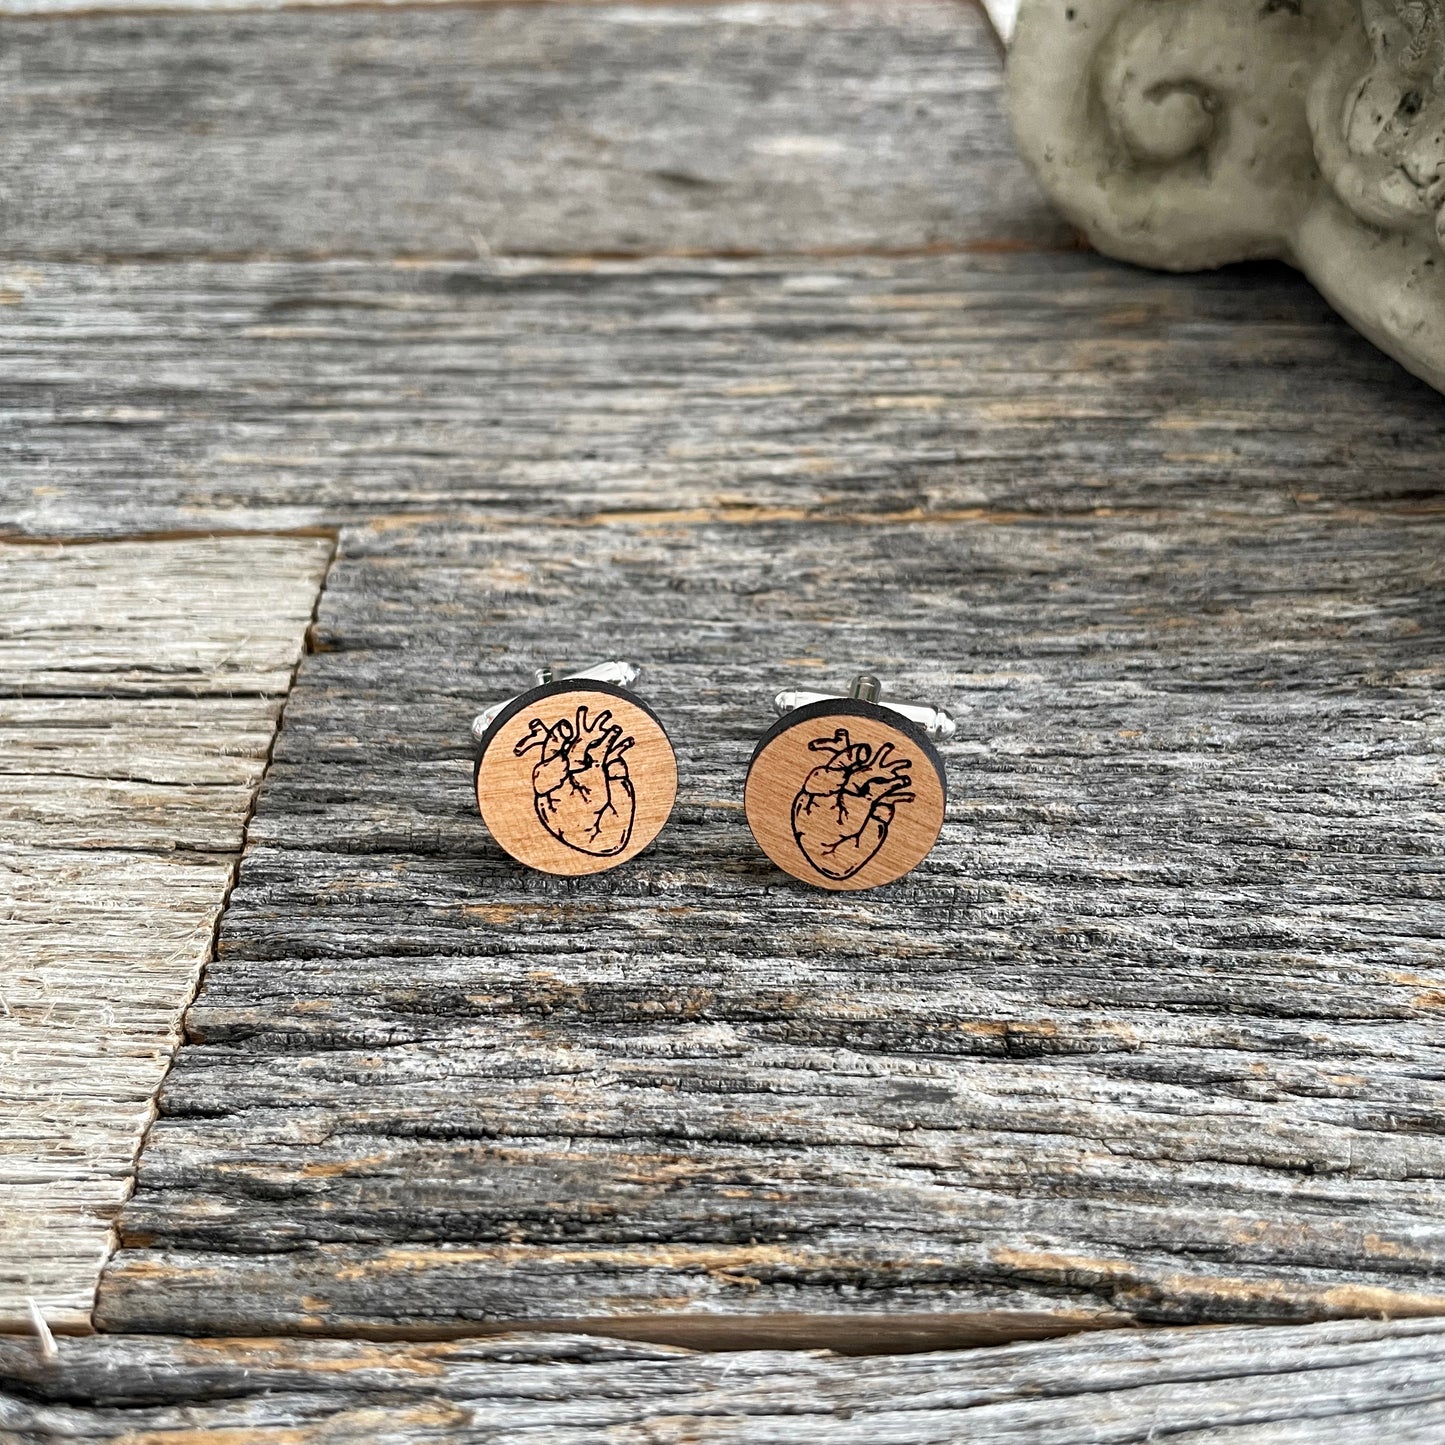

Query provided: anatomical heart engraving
[514,704,636,857]
[792,727,915,881]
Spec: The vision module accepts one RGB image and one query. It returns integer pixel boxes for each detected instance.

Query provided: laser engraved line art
[514,704,637,857]
[791,727,915,880]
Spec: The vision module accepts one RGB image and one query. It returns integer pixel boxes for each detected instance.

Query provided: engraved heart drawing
[514,704,636,857]
[792,727,915,880]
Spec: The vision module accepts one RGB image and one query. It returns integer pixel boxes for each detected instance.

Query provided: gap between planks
[13,505,1445,555]
[0,536,334,1335]
[0,528,339,548]
[96,515,1445,1347]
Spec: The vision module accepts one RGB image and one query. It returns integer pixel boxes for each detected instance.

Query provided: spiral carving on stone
[1008,0,1445,394]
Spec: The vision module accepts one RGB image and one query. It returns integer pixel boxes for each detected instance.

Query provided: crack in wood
[4,1318,1444,1441]
[0,537,332,1333]
[92,516,1445,1347]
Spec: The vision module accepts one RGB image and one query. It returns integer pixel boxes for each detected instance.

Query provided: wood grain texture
[0,852,235,1334]
[0,540,332,695]
[4,251,1445,541]
[5,0,1444,1418]
[477,683,678,876]
[97,514,1445,1339]
[0,537,331,1331]
[5,1318,1445,1442]
[0,699,282,851]
[0,0,577,11]
[745,702,947,890]
[0,1,1055,262]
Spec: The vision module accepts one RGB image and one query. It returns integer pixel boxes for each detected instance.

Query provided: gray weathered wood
[0,1,1057,261]
[0,0,556,11]
[98,514,1445,1341]
[6,0,1445,1426]
[5,1319,1445,1442]
[3,252,1444,541]
[0,851,235,1333]
[0,539,331,695]
[0,537,331,1331]
[0,698,281,851]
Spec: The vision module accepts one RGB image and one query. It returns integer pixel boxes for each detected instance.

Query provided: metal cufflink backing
[744,673,951,892]
[471,660,676,876]
[772,673,956,743]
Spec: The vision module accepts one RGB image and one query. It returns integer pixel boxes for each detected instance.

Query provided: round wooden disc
[474,681,677,876]
[744,699,946,891]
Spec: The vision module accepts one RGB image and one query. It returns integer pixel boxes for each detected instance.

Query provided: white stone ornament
[1008,0,1445,395]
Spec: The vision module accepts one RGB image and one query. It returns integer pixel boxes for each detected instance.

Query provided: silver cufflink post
[773,672,956,742]
[471,660,642,745]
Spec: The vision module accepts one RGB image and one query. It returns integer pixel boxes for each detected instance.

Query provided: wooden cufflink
[470,661,677,875]
[744,673,952,891]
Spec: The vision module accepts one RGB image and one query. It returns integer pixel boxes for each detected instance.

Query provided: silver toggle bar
[774,674,956,742]
[471,660,641,745]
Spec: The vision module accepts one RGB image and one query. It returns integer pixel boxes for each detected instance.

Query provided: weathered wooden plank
[0,537,331,1331]
[4,1319,1445,1442]
[4,0,1442,1393]
[0,700,281,850]
[0,0,591,10]
[99,514,1445,1340]
[0,539,332,695]
[2,252,1444,542]
[0,1,1055,262]
[0,851,234,1332]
